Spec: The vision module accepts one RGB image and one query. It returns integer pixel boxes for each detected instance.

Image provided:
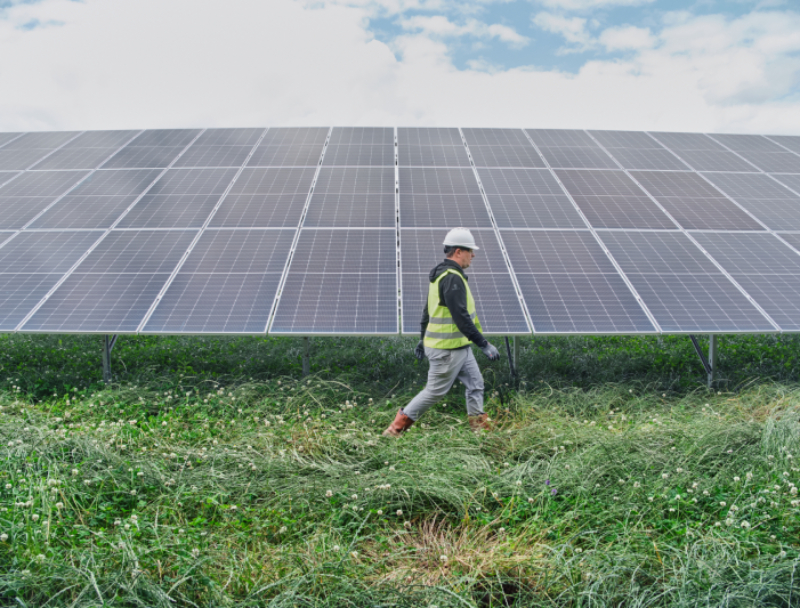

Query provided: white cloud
[533,0,654,10]
[532,12,592,48]
[599,25,654,50]
[0,0,798,135]
[401,15,528,47]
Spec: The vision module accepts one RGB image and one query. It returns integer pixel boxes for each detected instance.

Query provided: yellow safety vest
[423,268,482,349]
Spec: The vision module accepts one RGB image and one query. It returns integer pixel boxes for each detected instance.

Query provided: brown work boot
[468,413,492,433]
[382,409,414,437]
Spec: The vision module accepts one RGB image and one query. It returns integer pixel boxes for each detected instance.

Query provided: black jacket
[420,259,488,349]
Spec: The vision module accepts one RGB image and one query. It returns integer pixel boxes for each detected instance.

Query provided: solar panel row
[2,127,800,336]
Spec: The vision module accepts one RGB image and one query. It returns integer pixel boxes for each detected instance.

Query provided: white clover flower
[351,494,358,500]
[734,476,740,482]
[130,490,136,495]
[703,490,710,496]
[377,510,383,515]
[4,484,10,490]
[633,482,640,488]
[741,521,751,529]
[725,518,734,526]
[780,550,787,558]
[230,505,237,510]
[404,521,411,529]
[527,497,534,504]
[326,490,333,498]
[333,545,340,551]
[669,508,675,512]
[279,526,287,533]
[720,501,726,507]
[55,502,64,509]
[389,466,395,472]
[746,472,753,481]
[71,469,78,477]
[350,551,358,558]
[31,514,39,522]
[662,473,669,479]
[676,468,684,473]
[396,509,403,516]
[515,480,522,486]
[0,533,7,542]
[191,548,200,558]
[498,527,506,534]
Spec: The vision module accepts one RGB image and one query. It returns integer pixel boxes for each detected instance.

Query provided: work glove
[480,342,501,361]
[414,340,426,361]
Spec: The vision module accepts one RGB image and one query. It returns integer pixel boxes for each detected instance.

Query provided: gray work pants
[403,346,485,421]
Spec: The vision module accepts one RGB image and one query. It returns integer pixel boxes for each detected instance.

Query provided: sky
[0,0,799,134]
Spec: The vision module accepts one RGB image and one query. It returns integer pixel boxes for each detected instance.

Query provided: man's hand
[480,342,500,361]
[414,340,426,361]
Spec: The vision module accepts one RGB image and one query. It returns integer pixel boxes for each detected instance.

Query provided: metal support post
[102,334,118,384]
[688,335,715,388]
[504,337,517,378]
[708,334,716,388]
[513,336,520,373]
[302,337,310,377]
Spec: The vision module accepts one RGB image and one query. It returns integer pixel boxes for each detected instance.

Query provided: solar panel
[526,129,618,169]
[29,169,164,230]
[501,229,654,333]
[260,127,329,147]
[630,171,764,230]
[399,168,492,228]
[211,167,316,228]
[0,170,91,229]
[589,130,690,171]
[21,230,197,332]
[31,130,139,170]
[700,173,800,230]
[476,168,585,228]
[468,146,545,168]
[708,134,800,174]
[0,231,103,330]
[555,169,675,229]
[143,229,294,333]
[270,228,398,334]
[0,133,22,147]
[773,174,800,194]
[692,232,800,331]
[3,132,81,150]
[101,129,201,169]
[399,228,529,334]
[399,128,463,146]
[767,136,800,156]
[322,144,395,166]
[599,231,774,332]
[329,127,394,146]
[649,132,758,172]
[305,167,395,227]
[462,128,530,146]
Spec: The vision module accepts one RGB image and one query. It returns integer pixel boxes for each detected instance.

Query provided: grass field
[1,333,800,606]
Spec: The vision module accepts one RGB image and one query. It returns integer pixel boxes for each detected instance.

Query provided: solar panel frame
[766,136,800,156]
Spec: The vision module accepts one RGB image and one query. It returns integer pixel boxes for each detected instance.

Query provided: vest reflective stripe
[427,312,477,325]
[424,268,482,350]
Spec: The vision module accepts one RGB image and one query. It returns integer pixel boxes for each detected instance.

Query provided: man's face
[453,247,475,269]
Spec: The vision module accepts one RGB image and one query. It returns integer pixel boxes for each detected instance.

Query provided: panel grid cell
[598,231,774,332]
[589,130,690,171]
[101,130,201,169]
[271,228,398,334]
[143,229,295,333]
[305,167,395,228]
[701,173,800,230]
[468,146,545,168]
[399,168,491,228]
[631,171,764,230]
[477,168,584,228]
[500,230,654,333]
[649,132,758,172]
[556,169,675,229]
[463,128,530,147]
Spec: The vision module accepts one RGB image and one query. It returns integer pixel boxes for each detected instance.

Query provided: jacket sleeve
[440,274,488,347]
[420,299,429,341]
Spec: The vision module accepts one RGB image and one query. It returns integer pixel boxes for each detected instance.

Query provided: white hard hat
[443,227,479,250]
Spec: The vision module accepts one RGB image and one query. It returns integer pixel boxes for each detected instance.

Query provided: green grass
[1,333,800,606]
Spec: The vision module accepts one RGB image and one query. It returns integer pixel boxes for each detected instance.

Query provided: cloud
[401,15,529,47]
[0,0,798,135]
[533,0,654,10]
[532,12,592,48]
[599,25,654,50]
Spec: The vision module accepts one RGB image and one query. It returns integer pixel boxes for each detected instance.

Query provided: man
[383,227,501,437]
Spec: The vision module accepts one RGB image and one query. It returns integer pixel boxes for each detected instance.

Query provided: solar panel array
[2,126,800,336]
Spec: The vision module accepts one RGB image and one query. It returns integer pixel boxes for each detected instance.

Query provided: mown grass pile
[1,333,800,606]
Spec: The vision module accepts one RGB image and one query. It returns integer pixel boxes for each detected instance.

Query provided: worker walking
[383,228,501,437]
